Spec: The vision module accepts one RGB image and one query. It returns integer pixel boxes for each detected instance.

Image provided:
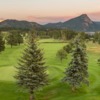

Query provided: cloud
[0,18,4,20]
[0,18,4,22]
[88,12,100,21]
[26,12,100,24]
[26,16,72,24]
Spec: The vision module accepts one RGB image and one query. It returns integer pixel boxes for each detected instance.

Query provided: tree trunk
[29,92,35,100]
[11,44,12,48]
[61,58,62,63]
[72,86,76,92]
[19,42,20,46]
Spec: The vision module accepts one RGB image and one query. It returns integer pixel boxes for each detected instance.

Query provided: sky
[0,0,100,24]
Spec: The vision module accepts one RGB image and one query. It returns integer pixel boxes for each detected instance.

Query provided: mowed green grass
[0,39,100,100]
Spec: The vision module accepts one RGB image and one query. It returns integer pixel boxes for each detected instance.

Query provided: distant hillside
[0,14,100,31]
[44,14,100,32]
[0,19,42,30]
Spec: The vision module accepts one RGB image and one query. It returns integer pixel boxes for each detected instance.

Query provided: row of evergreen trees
[0,32,89,100]
[0,31,99,100]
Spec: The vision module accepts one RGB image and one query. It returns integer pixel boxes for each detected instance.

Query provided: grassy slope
[0,40,100,100]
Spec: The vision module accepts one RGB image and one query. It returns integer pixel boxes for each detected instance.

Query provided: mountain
[44,14,100,32]
[62,14,95,31]
[0,14,100,31]
[44,22,63,28]
[0,19,42,30]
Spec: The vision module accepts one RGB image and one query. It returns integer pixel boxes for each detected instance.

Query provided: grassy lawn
[0,40,100,100]
[38,39,66,43]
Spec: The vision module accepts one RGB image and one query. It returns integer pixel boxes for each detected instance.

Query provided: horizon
[1,14,100,25]
[0,0,100,24]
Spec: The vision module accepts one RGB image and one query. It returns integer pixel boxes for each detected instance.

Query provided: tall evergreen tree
[15,32,48,100]
[63,35,89,91]
[0,32,5,52]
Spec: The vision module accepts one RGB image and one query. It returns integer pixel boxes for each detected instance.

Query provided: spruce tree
[0,32,5,52]
[15,32,48,100]
[63,35,89,91]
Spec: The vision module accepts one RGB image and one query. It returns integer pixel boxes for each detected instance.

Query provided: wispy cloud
[88,12,100,21]
[0,18,4,22]
[0,18,4,20]
[26,12,100,24]
[26,16,72,24]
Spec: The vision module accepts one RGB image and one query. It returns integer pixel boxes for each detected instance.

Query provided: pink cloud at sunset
[26,16,72,24]
[26,12,100,24]
[88,12,100,21]
[0,18,5,22]
[0,0,100,24]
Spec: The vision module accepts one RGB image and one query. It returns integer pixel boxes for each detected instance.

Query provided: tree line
[1,29,100,48]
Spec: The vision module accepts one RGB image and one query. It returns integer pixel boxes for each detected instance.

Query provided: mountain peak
[80,14,88,17]
[77,14,93,25]
[79,14,92,21]
[63,14,94,31]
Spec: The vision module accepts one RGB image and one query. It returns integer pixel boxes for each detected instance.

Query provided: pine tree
[15,32,48,100]
[63,35,89,91]
[0,32,5,52]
